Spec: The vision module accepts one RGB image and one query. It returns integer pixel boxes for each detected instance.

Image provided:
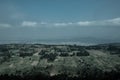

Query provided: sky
[0,0,120,43]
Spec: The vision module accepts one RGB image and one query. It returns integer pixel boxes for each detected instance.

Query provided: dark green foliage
[107,45,120,55]
[0,46,9,52]
[19,52,33,58]
[0,52,11,63]
[107,45,119,51]
[0,56,11,64]
[18,47,35,58]
[59,52,69,57]
[39,50,46,55]
[85,46,103,50]
[76,50,89,56]
[0,69,120,80]
[41,53,57,61]
[110,51,120,55]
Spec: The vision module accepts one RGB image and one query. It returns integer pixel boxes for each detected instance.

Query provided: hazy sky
[0,0,120,42]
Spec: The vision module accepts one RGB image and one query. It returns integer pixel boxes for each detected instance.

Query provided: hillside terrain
[0,43,120,80]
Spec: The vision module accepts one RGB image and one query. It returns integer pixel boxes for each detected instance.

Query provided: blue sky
[0,0,120,43]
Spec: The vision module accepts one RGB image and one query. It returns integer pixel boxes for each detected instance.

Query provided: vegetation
[59,52,69,57]
[0,43,120,80]
[40,53,57,61]
[76,50,89,56]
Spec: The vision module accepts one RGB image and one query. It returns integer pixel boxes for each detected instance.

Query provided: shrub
[76,50,89,56]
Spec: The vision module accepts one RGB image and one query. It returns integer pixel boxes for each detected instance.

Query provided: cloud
[0,23,11,28]
[53,22,73,27]
[53,23,68,26]
[52,17,120,27]
[107,17,120,25]
[22,21,37,27]
[76,17,120,26]
[77,21,94,26]
[20,17,120,28]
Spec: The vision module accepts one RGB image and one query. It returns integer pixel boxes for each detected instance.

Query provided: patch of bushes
[40,53,57,61]
[19,52,33,58]
[76,50,89,56]
[59,52,69,57]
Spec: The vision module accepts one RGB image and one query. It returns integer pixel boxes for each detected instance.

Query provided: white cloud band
[1,17,119,28]
[21,21,37,27]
